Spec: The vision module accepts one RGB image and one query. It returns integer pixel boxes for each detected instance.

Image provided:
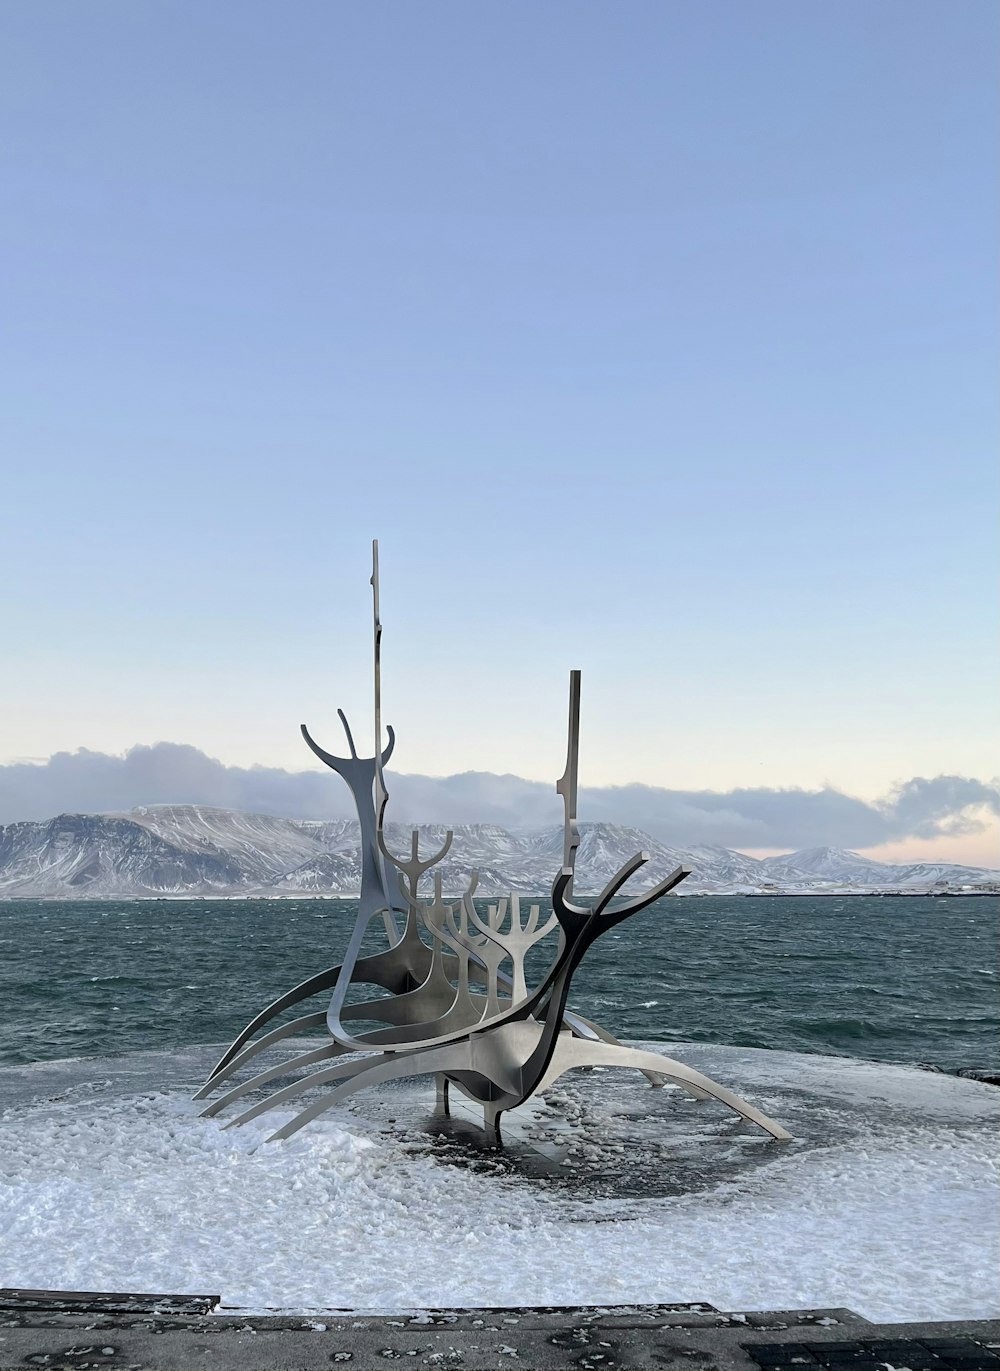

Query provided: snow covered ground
[1,1043,997,1321]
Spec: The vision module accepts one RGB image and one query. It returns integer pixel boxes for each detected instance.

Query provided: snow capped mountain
[272,850,362,893]
[0,812,246,898]
[757,846,996,891]
[684,844,772,892]
[761,846,881,881]
[0,805,996,899]
[125,805,351,885]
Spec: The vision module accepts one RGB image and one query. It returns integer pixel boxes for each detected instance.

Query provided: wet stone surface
[2,1308,1000,1371]
[743,1339,1000,1371]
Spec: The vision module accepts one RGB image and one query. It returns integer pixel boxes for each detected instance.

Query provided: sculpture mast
[556,669,582,902]
[372,539,388,833]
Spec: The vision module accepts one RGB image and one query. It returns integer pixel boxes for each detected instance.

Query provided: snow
[0,1044,996,1322]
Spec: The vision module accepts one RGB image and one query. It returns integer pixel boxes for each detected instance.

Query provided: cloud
[1,742,997,853]
[878,775,1000,840]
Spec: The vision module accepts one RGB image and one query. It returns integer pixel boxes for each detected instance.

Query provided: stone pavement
[1,1291,998,1371]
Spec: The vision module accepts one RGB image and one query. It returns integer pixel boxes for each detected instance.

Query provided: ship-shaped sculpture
[196,545,791,1145]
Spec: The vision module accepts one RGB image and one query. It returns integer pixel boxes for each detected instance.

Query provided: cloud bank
[1,744,997,853]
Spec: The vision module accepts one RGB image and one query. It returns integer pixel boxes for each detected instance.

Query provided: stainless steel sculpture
[196,544,791,1145]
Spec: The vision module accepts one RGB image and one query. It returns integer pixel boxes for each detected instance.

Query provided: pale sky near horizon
[1,2,997,863]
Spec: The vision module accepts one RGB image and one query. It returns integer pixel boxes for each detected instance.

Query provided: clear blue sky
[1,1,996,861]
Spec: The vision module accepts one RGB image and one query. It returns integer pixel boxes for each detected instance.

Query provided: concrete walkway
[1,1291,998,1371]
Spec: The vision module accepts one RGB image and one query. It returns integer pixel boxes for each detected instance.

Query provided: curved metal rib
[379,825,454,898]
[223,1050,392,1131]
[210,981,490,1125]
[203,965,348,1084]
[557,1011,701,1094]
[264,1041,492,1143]
[463,892,559,1007]
[529,1040,791,1140]
[201,929,451,1091]
[601,863,691,926]
[222,1012,543,1135]
[200,1038,353,1117]
[251,1033,790,1144]
[203,974,489,1119]
[200,900,496,1104]
[300,712,395,774]
[300,713,402,946]
[193,1011,329,1099]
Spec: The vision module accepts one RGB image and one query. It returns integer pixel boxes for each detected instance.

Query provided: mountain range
[0,805,997,899]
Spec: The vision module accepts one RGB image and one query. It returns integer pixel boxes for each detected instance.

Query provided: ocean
[1,893,996,1072]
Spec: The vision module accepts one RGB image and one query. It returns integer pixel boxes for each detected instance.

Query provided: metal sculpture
[196,544,791,1145]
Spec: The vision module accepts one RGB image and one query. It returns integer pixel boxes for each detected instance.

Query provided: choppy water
[0,895,996,1072]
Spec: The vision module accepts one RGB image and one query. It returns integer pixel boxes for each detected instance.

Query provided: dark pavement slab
[1,1292,998,1371]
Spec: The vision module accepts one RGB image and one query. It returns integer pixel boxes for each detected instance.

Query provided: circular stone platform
[1,1042,997,1321]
